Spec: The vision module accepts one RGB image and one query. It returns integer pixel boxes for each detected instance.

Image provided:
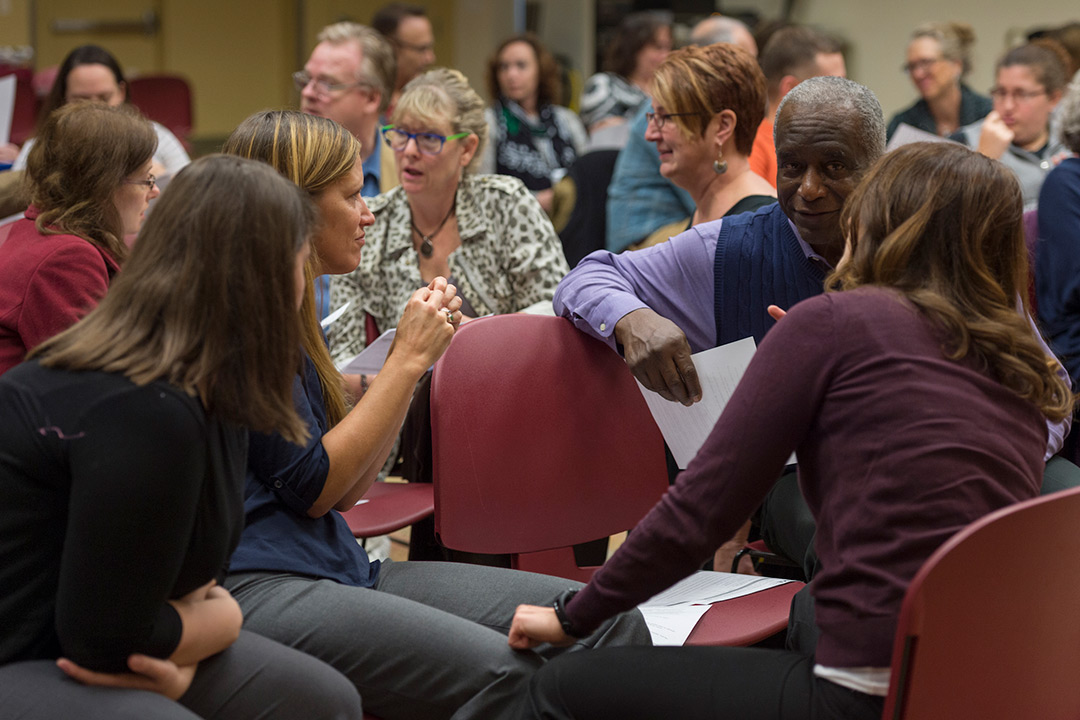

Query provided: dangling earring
[713,149,728,175]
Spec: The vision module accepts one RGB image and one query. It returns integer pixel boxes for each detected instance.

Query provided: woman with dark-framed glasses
[953,40,1070,209]
[330,67,568,367]
[0,102,159,376]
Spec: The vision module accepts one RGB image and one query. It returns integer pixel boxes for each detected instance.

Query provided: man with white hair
[296,21,398,197]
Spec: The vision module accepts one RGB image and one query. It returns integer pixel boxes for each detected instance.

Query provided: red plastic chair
[431,314,802,645]
[126,74,193,149]
[339,481,433,539]
[882,485,1080,719]
[8,74,38,146]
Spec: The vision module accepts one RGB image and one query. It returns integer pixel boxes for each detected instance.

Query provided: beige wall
[790,1,1078,121]
[0,0,32,47]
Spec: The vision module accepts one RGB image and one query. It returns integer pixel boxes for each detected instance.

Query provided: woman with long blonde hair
[509,141,1072,720]
[220,110,648,720]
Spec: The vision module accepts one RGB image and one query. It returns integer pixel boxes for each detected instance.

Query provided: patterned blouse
[329,173,570,364]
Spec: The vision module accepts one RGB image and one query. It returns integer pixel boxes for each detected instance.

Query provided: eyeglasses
[645,111,705,129]
[394,38,435,54]
[989,87,1048,103]
[381,125,469,155]
[902,58,942,75]
[123,174,156,190]
[292,70,368,99]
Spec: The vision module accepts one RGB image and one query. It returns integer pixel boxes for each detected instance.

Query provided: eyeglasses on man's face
[381,125,469,155]
[645,111,705,130]
[123,174,156,191]
[292,70,368,99]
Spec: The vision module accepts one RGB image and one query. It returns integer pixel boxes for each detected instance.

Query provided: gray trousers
[0,630,362,719]
[225,560,651,720]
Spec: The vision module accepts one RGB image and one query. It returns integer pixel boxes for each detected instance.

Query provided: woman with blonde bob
[331,67,569,367]
[0,154,363,718]
[509,141,1072,720]
[221,110,648,720]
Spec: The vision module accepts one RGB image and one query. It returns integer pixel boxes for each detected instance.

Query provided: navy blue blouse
[227,352,379,587]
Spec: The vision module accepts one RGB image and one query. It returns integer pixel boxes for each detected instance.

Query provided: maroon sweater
[0,209,119,376]
[568,286,1047,667]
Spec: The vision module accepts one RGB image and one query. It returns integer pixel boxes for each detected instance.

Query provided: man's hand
[614,308,701,406]
[57,654,198,701]
[976,111,1013,160]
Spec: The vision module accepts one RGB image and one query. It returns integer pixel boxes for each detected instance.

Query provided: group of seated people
[2,4,1080,719]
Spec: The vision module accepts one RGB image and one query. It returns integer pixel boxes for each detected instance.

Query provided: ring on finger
[445,309,454,323]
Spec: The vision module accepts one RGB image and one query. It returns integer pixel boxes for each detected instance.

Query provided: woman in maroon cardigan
[507,142,1074,720]
[0,102,158,375]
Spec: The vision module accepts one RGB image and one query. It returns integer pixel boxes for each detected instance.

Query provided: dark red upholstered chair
[882,485,1080,719]
[126,74,193,150]
[430,314,802,646]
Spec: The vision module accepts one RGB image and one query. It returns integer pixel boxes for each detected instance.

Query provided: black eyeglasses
[123,174,156,190]
[645,111,706,129]
[292,70,368,99]
[381,125,469,155]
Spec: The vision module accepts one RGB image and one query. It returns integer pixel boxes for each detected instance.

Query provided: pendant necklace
[410,193,457,259]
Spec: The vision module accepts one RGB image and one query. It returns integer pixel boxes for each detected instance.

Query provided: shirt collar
[787,217,834,270]
[361,136,382,196]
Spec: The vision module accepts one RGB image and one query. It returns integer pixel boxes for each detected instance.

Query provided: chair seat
[340,483,434,538]
[684,581,804,646]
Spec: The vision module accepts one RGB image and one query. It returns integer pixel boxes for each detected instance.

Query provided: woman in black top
[0,155,361,719]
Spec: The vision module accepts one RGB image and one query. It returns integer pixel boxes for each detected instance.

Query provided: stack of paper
[637,571,796,645]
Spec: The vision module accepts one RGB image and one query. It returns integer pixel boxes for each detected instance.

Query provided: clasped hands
[56,580,236,701]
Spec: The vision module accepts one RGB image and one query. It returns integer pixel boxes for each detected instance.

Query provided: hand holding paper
[616,308,701,406]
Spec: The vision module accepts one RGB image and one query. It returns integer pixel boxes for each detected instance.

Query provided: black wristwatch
[552,589,584,638]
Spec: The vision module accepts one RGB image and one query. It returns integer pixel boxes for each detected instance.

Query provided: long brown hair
[487,33,562,108]
[832,142,1073,421]
[34,155,315,443]
[222,110,362,426]
[26,102,156,264]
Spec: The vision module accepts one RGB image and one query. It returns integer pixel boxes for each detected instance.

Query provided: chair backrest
[126,75,193,147]
[431,314,668,582]
[882,485,1080,719]
[9,74,38,146]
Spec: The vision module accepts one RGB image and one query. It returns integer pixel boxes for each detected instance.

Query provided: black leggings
[519,645,883,720]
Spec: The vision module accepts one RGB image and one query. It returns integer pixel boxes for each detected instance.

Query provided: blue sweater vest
[713,204,827,346]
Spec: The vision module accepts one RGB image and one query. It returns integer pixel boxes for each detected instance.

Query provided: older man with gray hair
[557,76,884,569]
[296,22,397,196]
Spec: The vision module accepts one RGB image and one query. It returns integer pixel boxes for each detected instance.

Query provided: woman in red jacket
[0,102,159,375]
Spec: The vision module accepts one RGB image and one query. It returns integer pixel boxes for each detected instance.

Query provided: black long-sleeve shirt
[0,361,246,672]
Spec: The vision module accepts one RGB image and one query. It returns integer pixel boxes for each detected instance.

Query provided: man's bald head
[690,16,757,56]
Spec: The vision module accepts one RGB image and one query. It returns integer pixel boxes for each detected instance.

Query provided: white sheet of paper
[0,74,16,146]
[337,328,397,374]
[638,604,711,646]
[320,301,350,330]
[640,570,795,607]
[637,337,757,468]
[886,122,956,152]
